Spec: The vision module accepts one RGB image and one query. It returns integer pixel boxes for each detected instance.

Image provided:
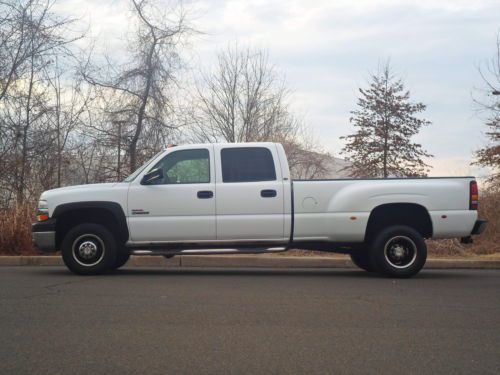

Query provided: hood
[41,183,119,199]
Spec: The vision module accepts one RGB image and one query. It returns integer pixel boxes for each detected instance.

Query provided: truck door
[214,144,285,241]
[127,146,216,242]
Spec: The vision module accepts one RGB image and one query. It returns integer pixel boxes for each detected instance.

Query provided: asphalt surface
[0,267,499,375]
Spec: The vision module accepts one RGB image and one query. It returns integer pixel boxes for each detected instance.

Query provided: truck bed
[292,177,477,242]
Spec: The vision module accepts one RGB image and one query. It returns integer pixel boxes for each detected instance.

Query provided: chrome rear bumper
[471,219,487,235]
[460,219,488,244]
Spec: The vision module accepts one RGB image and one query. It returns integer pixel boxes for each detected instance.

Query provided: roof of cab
[163,142,278,150]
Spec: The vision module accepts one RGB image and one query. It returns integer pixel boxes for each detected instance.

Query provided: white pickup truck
[32,142,486,277]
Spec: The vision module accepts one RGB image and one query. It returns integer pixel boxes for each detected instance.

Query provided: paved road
[0,267,499,375]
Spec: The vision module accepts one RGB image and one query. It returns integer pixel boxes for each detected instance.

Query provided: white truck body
[32,142,486,277]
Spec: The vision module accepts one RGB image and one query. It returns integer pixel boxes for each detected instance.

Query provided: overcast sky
[56,0,500,177]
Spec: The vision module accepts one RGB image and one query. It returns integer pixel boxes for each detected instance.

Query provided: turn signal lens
[37,214,49,222]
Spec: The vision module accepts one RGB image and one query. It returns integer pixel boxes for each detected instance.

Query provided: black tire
[61,223,117,275]
[350,250,376,272]
[163,255,175,259]
[110,250,130,270]
[369,225,427,278]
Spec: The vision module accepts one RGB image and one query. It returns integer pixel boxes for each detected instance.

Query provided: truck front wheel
[61,223,117,275]
[369,225,427,278]
[110,250,130,270]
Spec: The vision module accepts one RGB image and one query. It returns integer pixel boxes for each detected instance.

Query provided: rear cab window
[221,147,277,183]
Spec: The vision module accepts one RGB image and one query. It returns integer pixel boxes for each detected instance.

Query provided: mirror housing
[141,168,163,185]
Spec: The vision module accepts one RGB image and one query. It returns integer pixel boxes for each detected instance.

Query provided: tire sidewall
[350,250,376,272]
[110,250,130,270]
[61,223,117,275]
[370,225,427,278]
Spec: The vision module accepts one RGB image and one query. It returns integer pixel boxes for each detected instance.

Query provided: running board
[130,247,288,256]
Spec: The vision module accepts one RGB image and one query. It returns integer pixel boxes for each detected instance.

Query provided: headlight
[37,199,49,222]
[38,200,48,210]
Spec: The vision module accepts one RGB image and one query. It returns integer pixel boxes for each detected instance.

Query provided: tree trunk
[17,54,35,203]
[382,74,389,178]
[117,121,122,180]
[129,39,156,172]
[56,81,62,188]
[383,127,388,178]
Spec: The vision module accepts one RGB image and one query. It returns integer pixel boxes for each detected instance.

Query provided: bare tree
[0,0,77,101]
[44,59,93,187]
[192,46,288,142]
[0,0,33,101]
[0,0,81,204]
[192,45,329,178]
[473,34,500,182]
[82,0,192,174]
[341,63,432,178]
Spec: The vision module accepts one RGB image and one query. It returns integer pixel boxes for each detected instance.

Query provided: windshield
[123,151,164,182]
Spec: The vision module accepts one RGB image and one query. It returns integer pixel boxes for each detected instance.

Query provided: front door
[127,146,216,242]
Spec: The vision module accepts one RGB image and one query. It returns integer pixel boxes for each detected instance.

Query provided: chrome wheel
[383,236,417,269]
[72,234,105,267]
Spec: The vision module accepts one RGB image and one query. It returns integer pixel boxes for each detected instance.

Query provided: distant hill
[321,154,352,179]
[288,148,352,179]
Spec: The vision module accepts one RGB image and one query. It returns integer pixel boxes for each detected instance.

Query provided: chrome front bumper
[32,219,57,252]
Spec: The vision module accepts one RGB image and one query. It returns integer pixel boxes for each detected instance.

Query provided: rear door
[214,144,285,241]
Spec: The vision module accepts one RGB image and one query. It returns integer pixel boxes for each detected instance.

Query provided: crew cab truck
[32,142,487,278]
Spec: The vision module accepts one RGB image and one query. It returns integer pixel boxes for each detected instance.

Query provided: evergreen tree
[341,64,432,178]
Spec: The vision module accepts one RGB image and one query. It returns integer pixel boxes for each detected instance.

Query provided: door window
[150,149,210,184]
[221,147,276,183]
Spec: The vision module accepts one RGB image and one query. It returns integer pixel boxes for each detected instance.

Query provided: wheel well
[365,203,433,242]
[55,207,127,248]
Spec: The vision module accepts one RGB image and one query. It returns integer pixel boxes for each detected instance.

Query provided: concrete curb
[0,255,499,269]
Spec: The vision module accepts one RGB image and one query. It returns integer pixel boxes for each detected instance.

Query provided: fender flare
[52,201,129,242]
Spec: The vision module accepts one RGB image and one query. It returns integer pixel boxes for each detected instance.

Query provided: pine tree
[341,64,432,178]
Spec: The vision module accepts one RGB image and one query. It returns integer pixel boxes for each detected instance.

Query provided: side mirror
[141,168,163,185]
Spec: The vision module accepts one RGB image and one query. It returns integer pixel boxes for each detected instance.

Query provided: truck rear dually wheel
[61,223,117,275]
[369,225,427,278]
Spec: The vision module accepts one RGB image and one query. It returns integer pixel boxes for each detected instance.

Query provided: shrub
[0,203,37,255]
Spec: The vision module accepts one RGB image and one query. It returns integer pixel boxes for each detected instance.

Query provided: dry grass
[0,186,498,256]
[0,203,37,255]
[427,185,500,257]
